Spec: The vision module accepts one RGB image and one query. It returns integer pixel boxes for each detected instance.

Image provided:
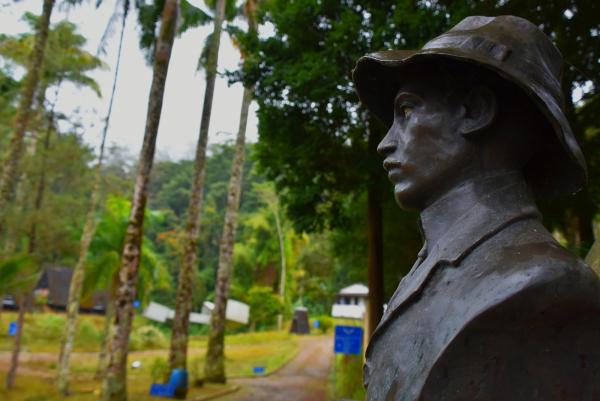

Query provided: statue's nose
[377,130,397,156]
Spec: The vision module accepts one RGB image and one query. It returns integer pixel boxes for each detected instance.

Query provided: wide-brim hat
[353,15,587,197]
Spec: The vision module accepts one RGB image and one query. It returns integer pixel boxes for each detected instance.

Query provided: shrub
[34,314,65,341]
[312,315,333,334]
[130,325,167,350]
[247,286,283,330]
[75,319,101,348]
[150,357,169,383]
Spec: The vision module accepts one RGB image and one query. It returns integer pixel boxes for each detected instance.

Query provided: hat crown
[423,16,564,104]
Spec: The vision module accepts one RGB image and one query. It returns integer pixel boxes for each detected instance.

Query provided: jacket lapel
[369,183,540,343]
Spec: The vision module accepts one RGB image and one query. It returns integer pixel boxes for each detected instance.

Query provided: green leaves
[0,254,40,296]
[179,0,213,35]
[0,12,105,96]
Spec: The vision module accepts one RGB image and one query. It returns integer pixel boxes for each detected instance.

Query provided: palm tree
[168,0,233,374]
[100,1,179,399]
[204,0,258,383]
[57,1,131,394]
[0,254,41,389]
[0,14,103,391]
[0,13,105,251]
[0,0,55,234]
[79,196,171,380]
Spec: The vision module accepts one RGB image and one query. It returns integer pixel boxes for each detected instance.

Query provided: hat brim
[352,49,587,197]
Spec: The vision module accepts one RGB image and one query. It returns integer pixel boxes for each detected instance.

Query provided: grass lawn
[0,312,299,400]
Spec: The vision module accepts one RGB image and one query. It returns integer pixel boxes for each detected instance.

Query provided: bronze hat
[353,15,587,196]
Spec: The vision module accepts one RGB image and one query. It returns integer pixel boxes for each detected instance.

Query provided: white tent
[143,302,174,323]
[202,299,250,325]
[143,299,249,325]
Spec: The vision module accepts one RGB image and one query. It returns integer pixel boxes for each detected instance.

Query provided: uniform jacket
[364,180,600,401]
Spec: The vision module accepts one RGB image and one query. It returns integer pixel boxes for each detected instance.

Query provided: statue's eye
[402,106,413,118]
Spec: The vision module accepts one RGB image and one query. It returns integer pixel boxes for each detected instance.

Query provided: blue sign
[252,366,265,375]
[334,325,363,355]
[8,321,17,336]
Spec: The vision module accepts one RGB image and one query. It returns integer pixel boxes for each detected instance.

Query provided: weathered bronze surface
[353,16,600,401]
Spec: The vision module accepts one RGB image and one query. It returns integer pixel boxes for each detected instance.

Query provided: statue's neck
[419,170,531,253]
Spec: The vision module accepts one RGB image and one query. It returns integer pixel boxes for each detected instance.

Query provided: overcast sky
[0,0,260,161]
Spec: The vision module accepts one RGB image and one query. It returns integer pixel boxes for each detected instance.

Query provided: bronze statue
[353,15,600,401]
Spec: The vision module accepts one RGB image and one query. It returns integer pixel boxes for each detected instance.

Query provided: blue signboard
[334,325,363,355]
[8,321,17,336]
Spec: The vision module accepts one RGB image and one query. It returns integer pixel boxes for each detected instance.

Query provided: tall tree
[57,1,130,394]
[81,196,170,379]
[168,0,228,373]
[247,0,449,336]
[2,254,40,389]
[204,2,258,381]
[100,1,179,400]
[0,0,55,234]
[0,14,104,255]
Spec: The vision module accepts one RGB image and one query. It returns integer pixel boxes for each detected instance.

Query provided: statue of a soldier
[353,15,600,401]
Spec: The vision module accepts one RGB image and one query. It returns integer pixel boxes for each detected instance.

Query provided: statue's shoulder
[420,223,600,400]
[475,218,600,305]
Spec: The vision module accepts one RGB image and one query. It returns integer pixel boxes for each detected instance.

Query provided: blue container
[168,369,188,389]
[149,369,188,398]
[8,321,17,336]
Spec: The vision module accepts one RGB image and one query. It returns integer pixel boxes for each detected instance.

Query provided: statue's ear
[460,86,497,137]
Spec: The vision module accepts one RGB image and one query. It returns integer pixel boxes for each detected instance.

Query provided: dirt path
[222,335,333,401]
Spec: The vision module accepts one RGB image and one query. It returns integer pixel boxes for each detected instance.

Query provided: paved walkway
[222,335,333,401]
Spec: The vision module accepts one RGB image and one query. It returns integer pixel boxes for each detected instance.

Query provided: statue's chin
[393,185,423,211]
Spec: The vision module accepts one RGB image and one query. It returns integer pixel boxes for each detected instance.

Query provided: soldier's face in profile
[377,69,474,210]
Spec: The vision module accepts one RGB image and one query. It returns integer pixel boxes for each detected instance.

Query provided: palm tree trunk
[57,5,128,394]
[100,2,178,400]
[275,207,286,331]
[27,85,54,254]
[204,86,252,383]
[168,0,227,373]
[0,0,55,233]
[5,294,29,389]
[95,293,115,379]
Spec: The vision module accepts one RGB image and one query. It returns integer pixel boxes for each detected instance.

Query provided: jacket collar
[370,173,541,344]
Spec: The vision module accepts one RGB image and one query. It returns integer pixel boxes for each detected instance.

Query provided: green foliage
[333,353,365,400]
[0,254,40,296]
[246,285,283,329]
[312,315,333,334]
[150,357,170,383]
[74,319,102,347]
[82,196,171,304]
[32,313,65,341]
[178,0,212,35]
[0,12,105,96]
[130,325,168,351]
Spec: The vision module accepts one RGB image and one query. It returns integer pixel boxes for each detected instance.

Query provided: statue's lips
[383,159,403,181]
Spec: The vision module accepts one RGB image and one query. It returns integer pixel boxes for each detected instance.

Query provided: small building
[331,283,368,319]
